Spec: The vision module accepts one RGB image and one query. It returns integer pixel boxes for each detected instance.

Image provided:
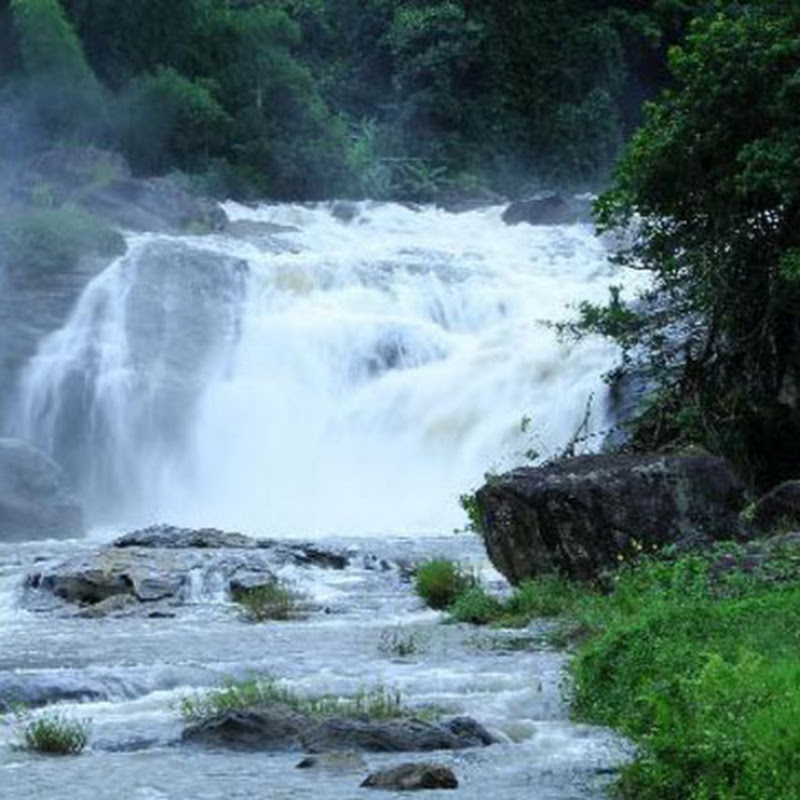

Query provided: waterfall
[5,202,638,536]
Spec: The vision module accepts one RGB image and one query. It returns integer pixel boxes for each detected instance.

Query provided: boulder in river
[182,705,496,754]
[475,452,747,583]
[361,763,459,791]
[502,193,591,226]
[23,525,351,614]
[0,438,84,542]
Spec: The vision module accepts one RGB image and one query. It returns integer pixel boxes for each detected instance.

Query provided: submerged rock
[361,763,459,791]
[476,452,746,583]
[295,750,368,772]
[0,438,84,542]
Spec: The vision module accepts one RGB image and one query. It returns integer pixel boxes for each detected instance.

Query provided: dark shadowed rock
[0,438,84,542]
[301,716,496,754]
[361,763,459,791]
[183,707,307,751]
[753,481,800,532]
[476,452,746,583]
[330,201,360,223]
[183,707,495,754]
[502,193,578,226]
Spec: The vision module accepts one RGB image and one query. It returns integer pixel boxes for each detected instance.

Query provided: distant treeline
[0,0,704,200]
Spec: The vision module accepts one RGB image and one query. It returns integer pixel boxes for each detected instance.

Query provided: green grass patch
[181,677,415,724]
[414,559,476,610]
[13,709,91,756]
[0,205,125,274]
[568,542,800,799]
[231,580,300,622]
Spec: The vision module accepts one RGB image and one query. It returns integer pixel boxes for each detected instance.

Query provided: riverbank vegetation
[0,0,700,201]
[422,541,800,798]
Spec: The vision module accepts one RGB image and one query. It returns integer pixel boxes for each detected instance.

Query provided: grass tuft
[414,559,475,610]
[14,710,91,756]
[231,580,299,621]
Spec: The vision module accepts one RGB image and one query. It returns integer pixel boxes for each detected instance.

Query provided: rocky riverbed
[0,527,632,799]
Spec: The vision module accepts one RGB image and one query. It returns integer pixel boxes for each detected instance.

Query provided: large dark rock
[476,452,747,583]
[502,193,591,226]
[114,525,257,550]
[752,481,800,532]
[0,438,83,542]
[301,716,495,754]
[183,706,496,754]
[361,763,459,791]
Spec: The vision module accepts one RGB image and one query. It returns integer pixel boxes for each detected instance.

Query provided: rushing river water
[1,202,639,798]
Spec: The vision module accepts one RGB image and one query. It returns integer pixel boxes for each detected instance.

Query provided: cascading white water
[7,202,640,536]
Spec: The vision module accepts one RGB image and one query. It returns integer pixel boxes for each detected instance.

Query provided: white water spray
[8,202,638,536]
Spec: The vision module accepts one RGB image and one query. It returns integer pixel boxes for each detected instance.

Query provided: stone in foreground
[476,452,746,583]
[361,763,458,791]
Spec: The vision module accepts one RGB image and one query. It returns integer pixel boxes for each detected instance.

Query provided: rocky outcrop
[752,481,800,532]
[183,705,496,754]
[13,146,226,234]
[23,525,350,614]
[502,193,593,226]
[475,452,746,583]
[0,438,83,542]
[361,763,459,791]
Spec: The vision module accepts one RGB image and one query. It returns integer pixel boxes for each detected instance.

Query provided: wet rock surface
[502,193,592,226]
[183,705,497,754]
[361,762,459,790]
[0,438,84,542]
[476,452,747,583]
[22,525,351,614]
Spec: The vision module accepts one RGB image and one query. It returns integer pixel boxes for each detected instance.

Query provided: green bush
[14,709,91,755]
[0,205,125,274]
[231,580,298,622]
[448,585,503,625]
[570,544,800,799]
[414,559,474,610]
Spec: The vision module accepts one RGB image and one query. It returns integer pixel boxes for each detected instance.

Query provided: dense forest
[0,0,699,200]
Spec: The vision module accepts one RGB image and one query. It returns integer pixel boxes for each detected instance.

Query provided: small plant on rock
[14,709,91,755]
[232,579,299,621]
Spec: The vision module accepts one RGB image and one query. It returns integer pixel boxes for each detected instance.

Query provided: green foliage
[13,709,91,755]
[448,585,503,625]
[231,580,299,622]
[181,676,410,723]
[0,205,124,274]
[10,0,104,139]
[596,4,800,486]
[414,559,475,610]
[563,539,800,798]
[116,67,230,175]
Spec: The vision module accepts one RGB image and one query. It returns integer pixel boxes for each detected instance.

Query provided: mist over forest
[0,0,691,200]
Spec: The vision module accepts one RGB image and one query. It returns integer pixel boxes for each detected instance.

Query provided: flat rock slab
[23,525,350,614]
[361,763,459,791]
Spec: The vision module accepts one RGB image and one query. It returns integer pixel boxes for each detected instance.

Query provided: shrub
[231,580,298,622]
[448,585,503,625]
[414,559,474,610]
[14,709,91,755]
